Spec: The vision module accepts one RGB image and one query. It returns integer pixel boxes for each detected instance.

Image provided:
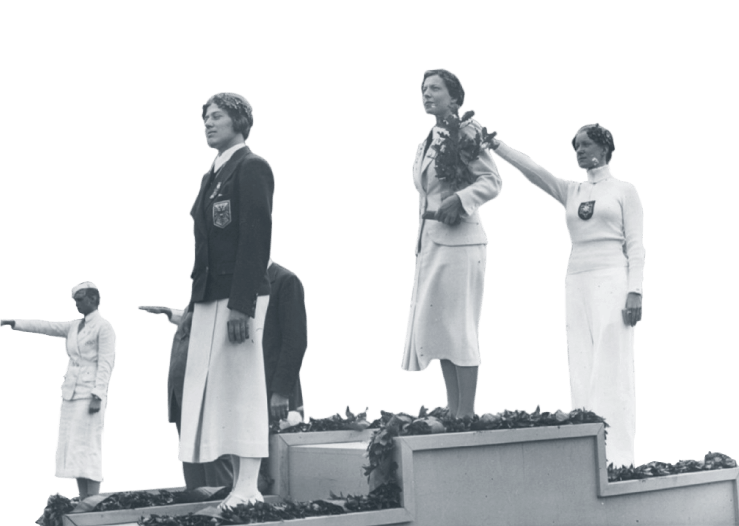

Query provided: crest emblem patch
[213,200,232,228]
[578,201,595,220]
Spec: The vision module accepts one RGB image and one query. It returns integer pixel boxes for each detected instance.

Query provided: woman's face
[74,292,96,316]
[422,75,455,120]
[574,130,608,169]
[204,103,242,153]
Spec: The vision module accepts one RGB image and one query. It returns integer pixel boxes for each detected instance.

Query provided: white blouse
[495,142,645,294]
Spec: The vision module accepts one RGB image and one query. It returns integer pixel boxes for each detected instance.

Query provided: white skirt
[402,239,486,371]
[566,266,635,467]
[179,296,269,463]
[56,398,105,481]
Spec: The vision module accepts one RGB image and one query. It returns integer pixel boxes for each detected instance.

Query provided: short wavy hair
[202,93,254,140]
[572,123,615,163]
[422,69,465,110]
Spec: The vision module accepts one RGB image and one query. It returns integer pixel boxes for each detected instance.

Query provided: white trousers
[566,267,635,467]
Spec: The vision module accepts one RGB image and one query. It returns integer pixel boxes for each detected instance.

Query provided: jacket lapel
[420,133,436,177]
[191,167,213,238]
[215,146,251,190]
[268,264,277,284]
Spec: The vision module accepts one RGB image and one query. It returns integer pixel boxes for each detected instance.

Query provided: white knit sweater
[495,141,645,293]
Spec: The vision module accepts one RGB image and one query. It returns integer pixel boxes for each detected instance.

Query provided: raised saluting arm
[493,140,572,206]
[4,319,75,337]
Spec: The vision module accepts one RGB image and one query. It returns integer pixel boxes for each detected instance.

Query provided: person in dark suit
[141,260,307,491]
[263,260,308,421]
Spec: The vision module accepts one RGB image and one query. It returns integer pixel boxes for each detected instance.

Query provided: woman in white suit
[402,70,502,419]
[1,282,115,499]
[490,125,643,466]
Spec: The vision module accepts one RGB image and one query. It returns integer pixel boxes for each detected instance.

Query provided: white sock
[231,456,262,499]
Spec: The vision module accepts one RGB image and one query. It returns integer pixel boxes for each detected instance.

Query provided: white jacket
[15,310,115,400]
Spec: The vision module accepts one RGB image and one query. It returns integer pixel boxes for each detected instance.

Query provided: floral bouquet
[430,110,497,191]
[431,110,498,191]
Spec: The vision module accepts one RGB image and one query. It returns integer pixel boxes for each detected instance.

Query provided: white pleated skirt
[179,296,269,463]
[403,239,486,371]
[566,266,635,467]
[56,398,105,481]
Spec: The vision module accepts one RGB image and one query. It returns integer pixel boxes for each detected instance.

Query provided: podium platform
[62,424,739,526]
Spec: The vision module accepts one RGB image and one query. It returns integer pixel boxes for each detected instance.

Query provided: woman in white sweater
[492,125,643,467]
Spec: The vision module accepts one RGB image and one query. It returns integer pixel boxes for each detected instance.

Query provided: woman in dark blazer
[180,92,274,508]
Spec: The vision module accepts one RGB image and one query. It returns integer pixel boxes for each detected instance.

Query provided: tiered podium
[63,425,739,526]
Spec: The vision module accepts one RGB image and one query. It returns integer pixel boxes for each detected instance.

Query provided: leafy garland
[430,110,497,191]
[38,406,737,526]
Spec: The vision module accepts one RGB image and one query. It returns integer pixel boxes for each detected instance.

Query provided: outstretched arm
[9,319,74,337]
[493,140,572,206]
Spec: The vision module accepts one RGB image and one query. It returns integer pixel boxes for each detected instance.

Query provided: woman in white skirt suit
[1,282,115,499]
[184,93,273,508]
[402,70,502,418]
[491,125,644,467]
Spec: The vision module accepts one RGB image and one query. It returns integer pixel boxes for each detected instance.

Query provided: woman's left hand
[622,292,642,327]
[227,308,250,343]
[436,194,464,225]
[270,392,290,421]
[89,397,101,414]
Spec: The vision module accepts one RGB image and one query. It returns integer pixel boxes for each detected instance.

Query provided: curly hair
[572,123,615,163]
[422,69,465,110]
[202,93,254,140]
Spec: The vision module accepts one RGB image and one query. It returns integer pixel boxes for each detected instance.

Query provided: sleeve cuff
[169,309,184,325]
[91,388,106,399]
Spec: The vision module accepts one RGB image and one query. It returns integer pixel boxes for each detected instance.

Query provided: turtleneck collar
[586,164,612,183]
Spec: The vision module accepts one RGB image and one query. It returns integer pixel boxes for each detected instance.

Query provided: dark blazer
[169,263,308,421]
[263,262,307,410]
[190,146,274,317]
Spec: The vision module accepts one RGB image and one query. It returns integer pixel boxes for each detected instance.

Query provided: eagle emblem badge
[213,200,232,228]
[578,201,595,220]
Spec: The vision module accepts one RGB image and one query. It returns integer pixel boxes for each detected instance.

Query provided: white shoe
[218,492,264,511]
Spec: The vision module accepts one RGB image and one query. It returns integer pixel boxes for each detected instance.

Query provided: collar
[214,142,246,172]
[586,164,612,183]
[84,310,100,322]
[268,259,273,269]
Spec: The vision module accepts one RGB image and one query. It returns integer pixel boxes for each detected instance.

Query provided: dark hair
[572,123,615,163]
[82,288,100,307]
[202,93,254,140]
[422,69,465,109]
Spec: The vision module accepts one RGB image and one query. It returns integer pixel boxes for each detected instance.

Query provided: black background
[5,66,732,504]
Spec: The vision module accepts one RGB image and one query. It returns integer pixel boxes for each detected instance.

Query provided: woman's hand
[139,306,173,320]
[89,397,101,414]
[0,320,15,328]
[436,194,464,225]
[489,137,500,150]
[227,308,250,343]
[270,392,290,421]
[622,292,642,326]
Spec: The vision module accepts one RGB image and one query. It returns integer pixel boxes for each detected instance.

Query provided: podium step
[289,441,370,502]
